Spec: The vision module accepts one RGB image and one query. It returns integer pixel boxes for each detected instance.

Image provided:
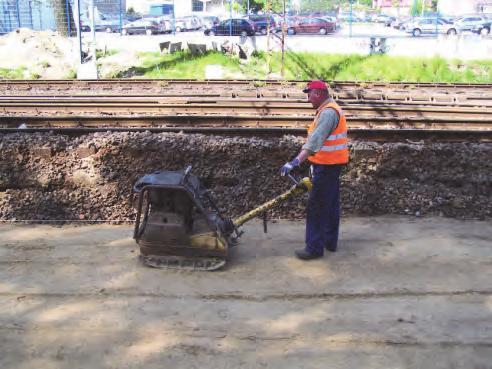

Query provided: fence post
[38,1,43,29]
[119,0,122,34]
[28,0,33,29]
[16,0,21,28]
[229,0,232,37]
[66,0,71,35]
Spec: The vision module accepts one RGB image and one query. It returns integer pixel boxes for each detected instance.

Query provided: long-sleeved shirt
[302,98,340,153]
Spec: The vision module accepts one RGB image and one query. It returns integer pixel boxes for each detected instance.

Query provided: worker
[280,80,349,260]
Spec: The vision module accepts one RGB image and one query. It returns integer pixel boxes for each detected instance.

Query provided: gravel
[0,132,490,221]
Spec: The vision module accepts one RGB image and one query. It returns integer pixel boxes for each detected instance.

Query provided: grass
[0,50,490,82]
[119,50,244,79]
[96,48,118,59]
[0,66,27,79]
[122,50,492,83]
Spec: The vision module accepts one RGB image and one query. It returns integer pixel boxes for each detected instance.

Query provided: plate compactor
[132,166,312,271]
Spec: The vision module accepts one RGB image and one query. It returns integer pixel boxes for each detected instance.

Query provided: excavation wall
[0,132,490,221]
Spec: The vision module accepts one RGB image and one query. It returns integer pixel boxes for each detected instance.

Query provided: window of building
[192,0,203,12]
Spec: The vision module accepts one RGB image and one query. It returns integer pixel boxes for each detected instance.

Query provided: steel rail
[1,114,491,132]
[1,101,490,120]
[0,95,490,107]
[2,88,489,103]
[0,95,491,105]
[1,79,492,90]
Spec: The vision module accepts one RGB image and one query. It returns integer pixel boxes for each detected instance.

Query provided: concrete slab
[0,216,491,368]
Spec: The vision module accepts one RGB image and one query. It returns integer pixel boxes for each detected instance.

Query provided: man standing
[280,80,349,260]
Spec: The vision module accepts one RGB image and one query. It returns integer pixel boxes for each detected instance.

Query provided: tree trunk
[52,0,69,36]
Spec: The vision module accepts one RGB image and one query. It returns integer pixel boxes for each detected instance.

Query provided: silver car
[406,18,458,37]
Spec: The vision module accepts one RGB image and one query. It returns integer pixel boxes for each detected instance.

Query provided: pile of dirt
[0,132,490,221]
[0,28,76,78]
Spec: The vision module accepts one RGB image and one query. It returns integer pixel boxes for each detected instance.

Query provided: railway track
[2,78,492,90]
[0,80,490,141]
[1,97,490,131]
[1,79,491,103]
[2,113,491,141]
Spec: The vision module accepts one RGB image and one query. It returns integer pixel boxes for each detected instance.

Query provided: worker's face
[307,89,327,109]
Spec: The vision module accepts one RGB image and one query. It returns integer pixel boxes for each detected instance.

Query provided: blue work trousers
[305,164,343,255]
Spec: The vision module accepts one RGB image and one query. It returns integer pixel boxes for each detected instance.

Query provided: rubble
[0,132,490,221]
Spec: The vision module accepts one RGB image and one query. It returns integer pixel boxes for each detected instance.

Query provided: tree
[242,0,284,14]
[301,0,340,13]
[50,0,78,36]
[411,0,424,16]
[431,0,438,12]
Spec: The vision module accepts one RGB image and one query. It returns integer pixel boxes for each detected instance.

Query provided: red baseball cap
[302,80,328,93]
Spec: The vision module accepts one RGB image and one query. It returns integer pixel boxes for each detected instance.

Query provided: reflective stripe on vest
[307,101,349,165]
[326,132,347,141]
[319,143,348,152]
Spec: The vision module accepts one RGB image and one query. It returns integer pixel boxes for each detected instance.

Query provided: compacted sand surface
[0,217,491,369]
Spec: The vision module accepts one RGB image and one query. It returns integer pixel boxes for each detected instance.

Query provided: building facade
[372,0,433,16]
[438,0,491,15]
[125,0,232,17]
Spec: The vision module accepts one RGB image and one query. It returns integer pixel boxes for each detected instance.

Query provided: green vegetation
[123,50,492,83]
[0,66,27,79]
[120,50,246,79]
[96,48,118,59]
[64,69,77,79]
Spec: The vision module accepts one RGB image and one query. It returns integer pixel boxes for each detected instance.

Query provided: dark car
[247,14,276,34]
[122,19,160,35]
[287,17,336,35]
[204,18,255,36]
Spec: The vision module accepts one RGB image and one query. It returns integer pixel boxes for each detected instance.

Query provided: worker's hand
[280,158,300,176]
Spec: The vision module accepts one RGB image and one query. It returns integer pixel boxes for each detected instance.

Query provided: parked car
[122,19,160,35]
[174,17,196,32]
[182,15,202,30]
[144,16,172,33]
[323,16,339,29]
[79,20,91,32]
[204,18,256,36]
[287,17,336,35]
[247,14,277,34]
[374,14,396,26]
[391,16,411,29]
[406,18,458,36]
[453,15,491,35]
[94,18,124,33]
[200,15,219,30]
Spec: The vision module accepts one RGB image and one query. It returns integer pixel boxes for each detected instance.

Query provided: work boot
[325,245,337,252]
[295,249,323,260]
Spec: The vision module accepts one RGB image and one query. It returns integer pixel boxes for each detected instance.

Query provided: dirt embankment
[0,132,490,221]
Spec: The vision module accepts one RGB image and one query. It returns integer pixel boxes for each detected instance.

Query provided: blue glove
[280,158,300,176]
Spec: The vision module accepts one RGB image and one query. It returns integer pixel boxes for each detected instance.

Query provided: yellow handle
[233,177,312,228]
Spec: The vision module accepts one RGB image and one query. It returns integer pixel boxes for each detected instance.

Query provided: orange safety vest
[307,101,349,165]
